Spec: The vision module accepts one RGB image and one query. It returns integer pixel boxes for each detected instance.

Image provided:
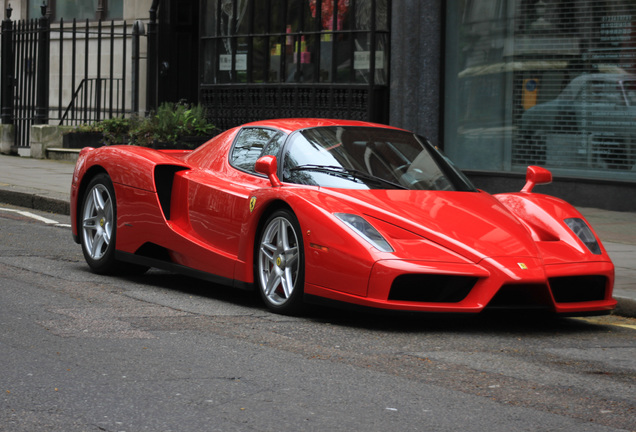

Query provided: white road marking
[0,207,70,228]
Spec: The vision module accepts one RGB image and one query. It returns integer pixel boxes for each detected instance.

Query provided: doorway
[158,0,200,104]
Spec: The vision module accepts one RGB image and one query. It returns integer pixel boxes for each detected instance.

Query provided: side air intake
[154,165,188,220]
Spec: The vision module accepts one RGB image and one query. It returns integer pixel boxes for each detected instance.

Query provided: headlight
[334,213,394,253]
[564,218,601,255]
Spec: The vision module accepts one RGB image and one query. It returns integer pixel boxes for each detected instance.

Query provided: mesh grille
[451,1,636,178]
[512,1,636,172]
[200,86,372,131]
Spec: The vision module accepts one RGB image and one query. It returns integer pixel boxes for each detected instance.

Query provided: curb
[0,189,70,215]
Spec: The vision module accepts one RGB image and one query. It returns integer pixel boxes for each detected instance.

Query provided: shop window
[445,0,636,181]
[200,0,389,85]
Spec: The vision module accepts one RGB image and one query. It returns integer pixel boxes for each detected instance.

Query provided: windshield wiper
[290,164,407,190]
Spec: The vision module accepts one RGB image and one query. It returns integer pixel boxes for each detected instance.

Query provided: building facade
[3,0,635,210]
[198,0,391,130]
[198,0,636,210]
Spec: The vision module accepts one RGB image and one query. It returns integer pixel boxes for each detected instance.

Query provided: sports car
[70,118,616,315]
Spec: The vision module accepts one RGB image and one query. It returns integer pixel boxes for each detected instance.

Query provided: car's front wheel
[256,209,305,314]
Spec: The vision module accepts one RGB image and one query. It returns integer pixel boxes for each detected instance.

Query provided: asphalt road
[1,205,635,432]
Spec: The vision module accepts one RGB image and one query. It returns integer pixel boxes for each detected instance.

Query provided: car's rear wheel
[80,173,146,275]
[257,209,305,314]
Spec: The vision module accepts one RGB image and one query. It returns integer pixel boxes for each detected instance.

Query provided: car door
[185,128,285,277]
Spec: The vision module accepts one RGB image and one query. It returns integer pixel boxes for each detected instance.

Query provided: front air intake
[486,284,552,309]
[549,276,607,303]
[389,274,477,303]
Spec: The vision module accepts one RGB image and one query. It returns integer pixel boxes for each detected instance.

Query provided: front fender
[494,192,610,260]
[241,187,382,297]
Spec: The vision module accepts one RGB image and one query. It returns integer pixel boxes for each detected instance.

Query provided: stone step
[46,147,80,162]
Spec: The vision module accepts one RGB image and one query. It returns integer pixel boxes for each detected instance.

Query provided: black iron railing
[0,5,145,149]
[59,78,125,125]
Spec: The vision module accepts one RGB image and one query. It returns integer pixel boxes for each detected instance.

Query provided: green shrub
[64,102,216,147]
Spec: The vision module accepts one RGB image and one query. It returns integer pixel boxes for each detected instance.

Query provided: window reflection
[201,0,389,85]
[283,127,474,191]
[231,128,283,173]
[446,0,636,179]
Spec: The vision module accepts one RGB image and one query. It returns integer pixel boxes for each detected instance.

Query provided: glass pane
[336,0,352,30]
[269,36,284,82]
[236,0,250,34]
[376,0,389,31]
[352,33,387,84]
[201,0,218,37]
[287,0,302,32]
[105,0,123,19]
[216,38,232,84]
[217,0,248,34]
[445,0,636,180]
[285,34,299,82]
[56,0,98,20]
[334,33,353,83]
[353,33,370,84]
[319,32,334,83]
[311,0,330,30]
[284,33,317,83]
[301,0,318,32]
[270,0,285,33]
[252,37,268,83]
[28,0,45,19]
[299,34,317,83]
[201,39,217,84]
[253,1,268,34]
[345,0,389,31]
[375,33,388,85]
[236,37,249,83]
[310,0,353,30]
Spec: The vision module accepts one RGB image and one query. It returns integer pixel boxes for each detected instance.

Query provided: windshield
[282,126,476,191]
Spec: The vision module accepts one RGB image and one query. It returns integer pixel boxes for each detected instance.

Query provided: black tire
[256,209,305,315]
[79,173,146,275]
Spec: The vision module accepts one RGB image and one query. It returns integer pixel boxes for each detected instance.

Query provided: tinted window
[231,128,284,172]
[282,126,476,191]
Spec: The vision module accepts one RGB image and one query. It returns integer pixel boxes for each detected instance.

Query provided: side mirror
[254,155,282,187]
[521,165,552,193]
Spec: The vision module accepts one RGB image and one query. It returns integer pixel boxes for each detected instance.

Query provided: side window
[260,133,286,159]
[230,128,282,173]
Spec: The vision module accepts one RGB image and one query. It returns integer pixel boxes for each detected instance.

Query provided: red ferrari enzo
[70,118,616,315]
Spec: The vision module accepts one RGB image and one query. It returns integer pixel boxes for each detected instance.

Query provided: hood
[318,188,540,263]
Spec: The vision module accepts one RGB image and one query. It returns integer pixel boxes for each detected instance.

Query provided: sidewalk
[1,153,635,318]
